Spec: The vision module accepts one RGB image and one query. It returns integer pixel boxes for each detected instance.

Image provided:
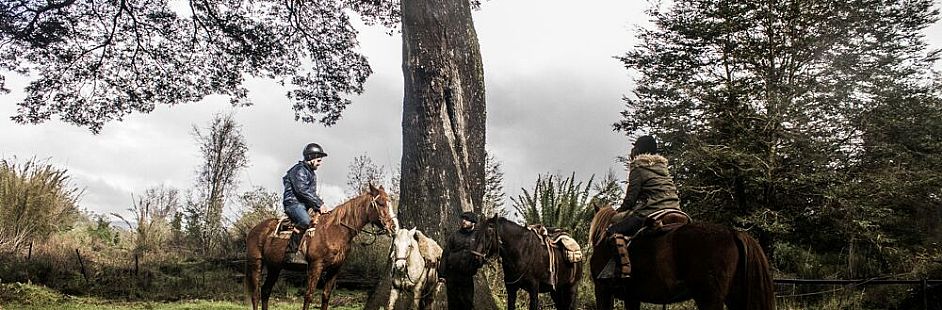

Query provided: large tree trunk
[398,0,486,240]
[384,0,494,308]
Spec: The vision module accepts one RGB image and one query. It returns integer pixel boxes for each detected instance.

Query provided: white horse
[389,227,442,310]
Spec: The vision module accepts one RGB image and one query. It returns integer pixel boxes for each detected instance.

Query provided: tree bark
[399,0,486,240]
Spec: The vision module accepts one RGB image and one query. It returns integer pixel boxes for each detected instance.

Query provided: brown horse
[245,184,398,310]
[471,215,583,310]
[588,204,774,310]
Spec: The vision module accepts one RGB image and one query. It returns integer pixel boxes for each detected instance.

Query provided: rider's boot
[284,228,308,265]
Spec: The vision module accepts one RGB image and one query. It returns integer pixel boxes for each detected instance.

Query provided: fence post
[924,277,929,310]
[75,249,89,284]
[134,254,139,276]
[27,242,32,260]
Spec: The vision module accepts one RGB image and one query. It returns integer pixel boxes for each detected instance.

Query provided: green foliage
[511,172,621,244]
[0,158,81,252]
[481,154,507,217]
[86,215,119,248]
[113,186,180,256]
[0,282,63,305]
[230,187,281,240]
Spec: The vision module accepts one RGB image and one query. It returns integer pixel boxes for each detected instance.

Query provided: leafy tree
[1,0,397,132]
[615,0,941,269]
[231,186,280,244]
[185,113,248,253]
[113,185,180,257]
[86,215,118,246]
[481,153,507,217]
[345,153,386,197]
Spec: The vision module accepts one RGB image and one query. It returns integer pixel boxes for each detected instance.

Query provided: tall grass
[0,158,82,253]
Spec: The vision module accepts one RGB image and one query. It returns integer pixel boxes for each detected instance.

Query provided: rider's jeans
[285,203,311,229]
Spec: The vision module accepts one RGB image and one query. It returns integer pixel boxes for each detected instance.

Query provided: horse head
[470,213,503,265]
[589,202,616,247]
[366,183,398,235]
[392,227,420,271]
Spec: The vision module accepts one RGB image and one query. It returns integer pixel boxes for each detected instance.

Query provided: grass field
[0,282,368,310]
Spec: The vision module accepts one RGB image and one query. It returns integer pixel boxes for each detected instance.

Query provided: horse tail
[733,231,775,310]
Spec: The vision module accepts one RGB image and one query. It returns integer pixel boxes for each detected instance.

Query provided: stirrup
[598,260,617,279]
[284,251,308,265]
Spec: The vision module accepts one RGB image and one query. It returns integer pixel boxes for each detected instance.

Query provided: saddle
[270,217,313,237]
[527,224,584,290]
[527,225,583,262]
[612,209,691,277]
[637,209,691,238]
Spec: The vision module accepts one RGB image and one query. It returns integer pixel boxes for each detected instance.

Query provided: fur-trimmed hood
[630,154,670,176]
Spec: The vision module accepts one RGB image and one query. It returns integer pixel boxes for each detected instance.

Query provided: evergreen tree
[616,0,941,272]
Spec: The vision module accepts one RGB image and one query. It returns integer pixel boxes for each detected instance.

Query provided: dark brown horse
[245,184,398,310]
[588,204,774,310]
[471,215,583,310]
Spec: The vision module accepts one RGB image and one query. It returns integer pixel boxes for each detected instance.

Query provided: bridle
[470,220,527,285]
[391,235,437,298]
[470,223,500,260]
[341,194,396,237]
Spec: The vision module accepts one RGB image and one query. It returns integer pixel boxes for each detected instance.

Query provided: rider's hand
[319,209,329,214]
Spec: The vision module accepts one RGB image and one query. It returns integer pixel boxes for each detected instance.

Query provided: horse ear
[368,182,379,194]
[593,202,602,212]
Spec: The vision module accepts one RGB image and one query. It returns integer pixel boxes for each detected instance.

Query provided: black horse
[471,215,582,310]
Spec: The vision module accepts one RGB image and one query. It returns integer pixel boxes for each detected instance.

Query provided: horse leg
[388,287,399,310]
[593,281,615,310]
[549,289,566,310]
[247,258,263,310]
[320,266,341,310]
[625,298,640,310]
[555,285,577,310]
[693,296,725,310]
[527,286,540,310]
[411,282,423,310]
[506,285,519,310]
[260,266,282,310]
[303,263,324,310]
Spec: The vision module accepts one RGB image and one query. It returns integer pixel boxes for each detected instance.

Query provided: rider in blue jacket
[283,143,329,265]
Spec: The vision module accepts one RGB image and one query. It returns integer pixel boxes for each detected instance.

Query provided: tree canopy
[1,0,398,132]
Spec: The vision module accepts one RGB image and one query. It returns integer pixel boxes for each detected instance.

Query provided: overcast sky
[2,0,941,221]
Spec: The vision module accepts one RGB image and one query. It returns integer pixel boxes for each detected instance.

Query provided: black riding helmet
[302,143,328,161]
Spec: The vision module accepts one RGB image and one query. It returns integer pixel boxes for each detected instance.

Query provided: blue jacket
[283,161,324,212]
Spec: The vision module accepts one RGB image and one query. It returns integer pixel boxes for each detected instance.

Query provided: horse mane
[589,204,616,245]
[322,193,372,227]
